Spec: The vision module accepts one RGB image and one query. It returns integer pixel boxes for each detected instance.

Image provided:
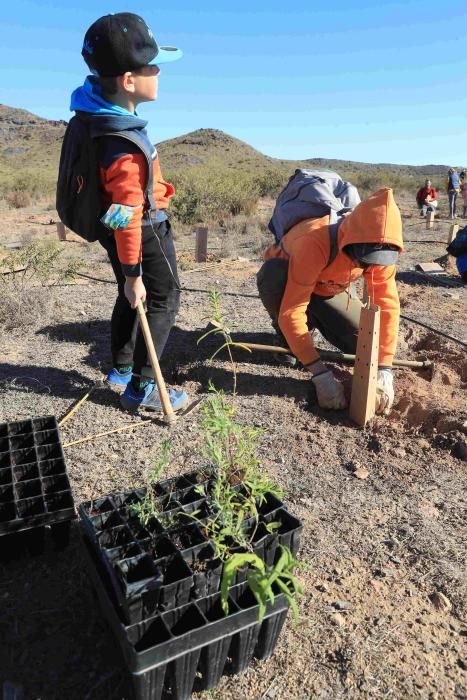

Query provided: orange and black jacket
[80,111,175,277]
[263,188,404,367]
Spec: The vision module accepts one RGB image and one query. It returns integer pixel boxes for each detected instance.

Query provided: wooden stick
[63,420,152,448]
[58,381,102,427]
[425,210,435,229]
[136,302,177,425]
[195,227,208,262]
[349,304,380,426]
[447,223,459,245]
[57,222,67,241]
[228,341,432,369]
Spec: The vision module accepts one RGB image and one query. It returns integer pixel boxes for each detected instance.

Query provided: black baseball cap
[344,243,399,266]
[82,13,182,77]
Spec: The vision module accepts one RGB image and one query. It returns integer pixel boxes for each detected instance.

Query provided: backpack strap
[101,130,157,215]
[326,213,340,268]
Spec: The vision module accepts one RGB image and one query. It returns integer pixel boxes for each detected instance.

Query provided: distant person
[445,168,460,219]
[69,13,188,412]
[257,188,403,415]
[460,170,466,184]
[416,179,438,216]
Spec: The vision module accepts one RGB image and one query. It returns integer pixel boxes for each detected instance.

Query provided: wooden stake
[425,211,434,230]
[58,380,102,427]
[57,222,67,241]
[349,304,380,427]
[447,223,459,245]
[195,227,208,262]
[63,420,152,448]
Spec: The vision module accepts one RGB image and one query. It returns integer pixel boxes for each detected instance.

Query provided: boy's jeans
[257,258,362,355]
[99,220,181,377]
[448,191,458,218]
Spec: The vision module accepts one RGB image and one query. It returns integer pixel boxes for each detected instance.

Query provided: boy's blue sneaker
[106,367,133,386]
[121,382,189,412]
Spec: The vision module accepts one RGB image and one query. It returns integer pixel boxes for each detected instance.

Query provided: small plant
[221,546,303,623]
[198,290,251,395]
[131,439,171,527]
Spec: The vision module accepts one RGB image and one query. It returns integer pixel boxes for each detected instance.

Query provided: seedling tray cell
[39,458,66,477]
[10,434,35,450]
[8,420,33,436]
[0,438,9,452]
[0,424,8,439]
[32,416,56,432]
[13,463,39,482]
[0,452,11,469]
[0,468,12,485]
[42,474,70,495]
[264,508,303,555]
[11,448,37,466]
[34,429,60,446]
[36,443,63,462]
[0,484,13,502]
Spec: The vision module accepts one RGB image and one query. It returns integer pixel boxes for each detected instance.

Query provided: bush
[7,190,31,208]
[168,167,261,224]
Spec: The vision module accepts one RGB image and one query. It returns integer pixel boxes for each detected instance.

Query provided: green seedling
[198,289,251,395]
[221,545,303,623]
[131,438,171,527]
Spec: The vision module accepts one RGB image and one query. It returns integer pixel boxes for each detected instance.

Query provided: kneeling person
[257,188,403,414]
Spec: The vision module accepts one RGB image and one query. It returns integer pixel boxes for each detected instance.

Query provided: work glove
[375,368,394,415]
[311,370,347,410]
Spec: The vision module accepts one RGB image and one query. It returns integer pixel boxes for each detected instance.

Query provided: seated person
[416,179,438,216]
[257,188,403,415]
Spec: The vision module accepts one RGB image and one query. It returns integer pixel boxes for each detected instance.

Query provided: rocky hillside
[0,104,457,194]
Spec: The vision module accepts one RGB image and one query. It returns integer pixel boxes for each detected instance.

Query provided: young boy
[71,13,188,411]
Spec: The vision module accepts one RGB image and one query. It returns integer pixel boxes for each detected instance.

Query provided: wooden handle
[232,341,432,369]
[136,302,177,424]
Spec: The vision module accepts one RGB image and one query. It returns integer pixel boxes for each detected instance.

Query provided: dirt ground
[0,190,466,700]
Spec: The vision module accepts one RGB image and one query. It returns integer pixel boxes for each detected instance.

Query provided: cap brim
[148,46,183,65]
[358,249,399,266]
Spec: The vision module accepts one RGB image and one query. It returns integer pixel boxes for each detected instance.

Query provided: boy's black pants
[99,220,181,377]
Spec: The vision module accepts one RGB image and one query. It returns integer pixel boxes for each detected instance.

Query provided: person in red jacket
[416,179,438,217]
[257,188,403,414]
[72,13,188,412]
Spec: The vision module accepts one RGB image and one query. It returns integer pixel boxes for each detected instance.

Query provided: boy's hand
[124,276,146,309]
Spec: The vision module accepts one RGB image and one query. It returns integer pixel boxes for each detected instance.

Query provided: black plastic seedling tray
[0,417,75,553]
[82,535,289,700]
[78,474,302,628]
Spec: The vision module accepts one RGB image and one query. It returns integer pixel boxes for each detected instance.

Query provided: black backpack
[56,116,156,242]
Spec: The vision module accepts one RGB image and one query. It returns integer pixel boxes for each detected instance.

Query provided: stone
[331,613,346,627]
[333,600,353,611]
[429,591,452,612]
[353,467,370,480]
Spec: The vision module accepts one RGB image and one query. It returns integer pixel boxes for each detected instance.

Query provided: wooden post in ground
[425,211,434,230]
[349,304,380,427]
[447,223,459,245]
[56,222,67,241]
[195,227,208,263]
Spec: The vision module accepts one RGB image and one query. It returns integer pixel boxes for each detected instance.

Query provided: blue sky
[1,0,467,165]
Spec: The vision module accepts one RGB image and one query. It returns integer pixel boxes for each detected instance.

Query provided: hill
[0,104,458,198]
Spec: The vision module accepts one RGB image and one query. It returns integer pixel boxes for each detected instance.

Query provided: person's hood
[70,76,148,136]
[339,187,404,252]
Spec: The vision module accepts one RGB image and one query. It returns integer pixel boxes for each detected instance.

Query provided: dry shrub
[7,190,31,209]
[0,284,51,331]
[220,214,272,259]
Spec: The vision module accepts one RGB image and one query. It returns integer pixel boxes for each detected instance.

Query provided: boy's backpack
[56,116,156,242]
[268,169,361,248]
